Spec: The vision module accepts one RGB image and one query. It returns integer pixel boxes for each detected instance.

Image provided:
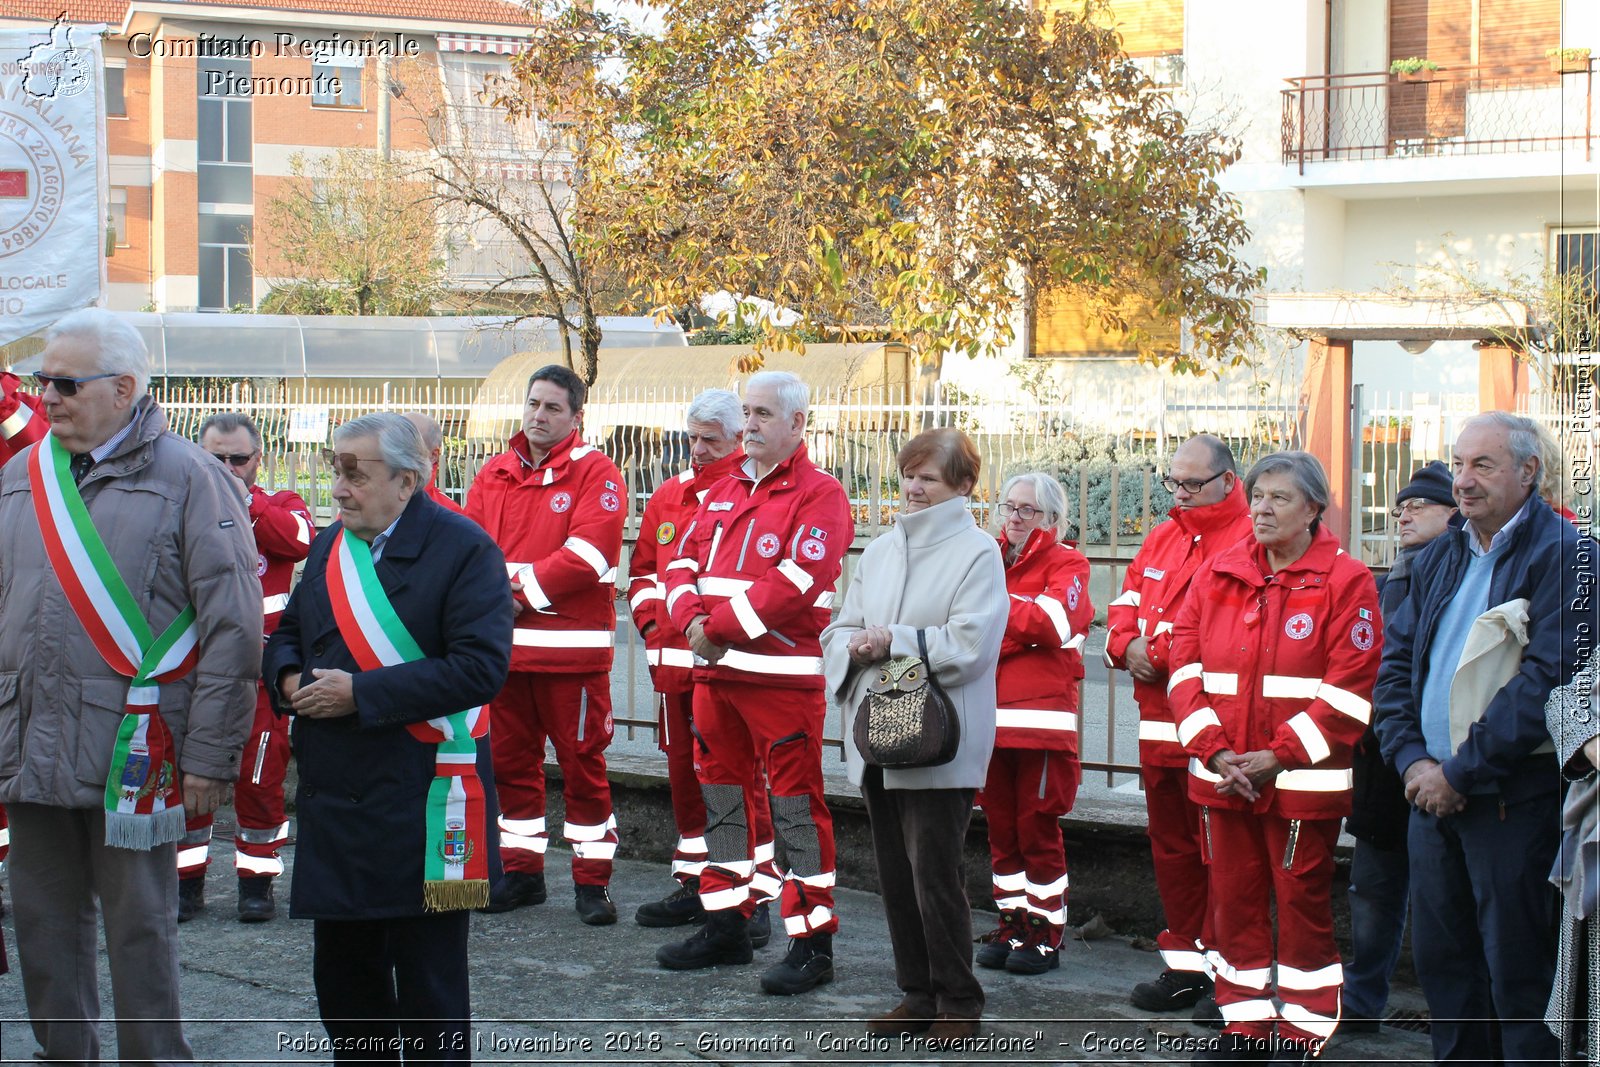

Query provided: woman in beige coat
[822,428,1008,1040]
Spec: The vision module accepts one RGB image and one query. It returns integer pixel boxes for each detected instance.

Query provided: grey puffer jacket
[0,397,262,807]
[823,495,1008,791]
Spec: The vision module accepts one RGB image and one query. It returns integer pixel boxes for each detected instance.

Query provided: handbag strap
[916,628,930,665]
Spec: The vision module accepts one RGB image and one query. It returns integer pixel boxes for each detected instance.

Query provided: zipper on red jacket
[735,518,756,570]
[707,521,725,569]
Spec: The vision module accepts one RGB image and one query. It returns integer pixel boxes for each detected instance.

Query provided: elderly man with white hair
[0,307,262,1064]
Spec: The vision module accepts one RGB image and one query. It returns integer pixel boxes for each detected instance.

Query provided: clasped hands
[1206,748,1283,802]
[279,667,357,720]
[1402,758,1466,817]
[686,615,726,664]
[847,626,894,666]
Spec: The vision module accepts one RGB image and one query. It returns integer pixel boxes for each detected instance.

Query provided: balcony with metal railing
[1281,62,1594,185]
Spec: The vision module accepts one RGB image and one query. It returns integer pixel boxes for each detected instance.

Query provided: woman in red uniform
[975,472,1092,976]
[1169,452,1382,1062]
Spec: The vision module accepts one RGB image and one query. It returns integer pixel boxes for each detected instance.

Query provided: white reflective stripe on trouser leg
[566,816,618,860]
[1160,947,1208,972]
[1207,950,1272,990]
[498,816,548,854]
[237,820,291,845]
[783,905,835,936]
[0,826,10,848]
[1278,1002,1340,1039]
[1276,962,1343,991]
[177,845,210,868]
[1220,998,1279,1024]
[235,853,284,876]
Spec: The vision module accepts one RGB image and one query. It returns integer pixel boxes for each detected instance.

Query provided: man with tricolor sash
[0,309,263,1065]
[265,412,513,1063]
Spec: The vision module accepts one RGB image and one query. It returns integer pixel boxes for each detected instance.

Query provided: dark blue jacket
[1375,493,1595,802]
[263,492,513,920]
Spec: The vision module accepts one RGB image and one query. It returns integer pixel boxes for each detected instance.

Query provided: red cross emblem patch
[1285,612,1314,640]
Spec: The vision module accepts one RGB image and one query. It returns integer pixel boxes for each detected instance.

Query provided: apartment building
[3,0,542,312]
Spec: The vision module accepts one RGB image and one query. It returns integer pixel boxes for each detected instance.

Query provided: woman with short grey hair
[1243,451,1329,533]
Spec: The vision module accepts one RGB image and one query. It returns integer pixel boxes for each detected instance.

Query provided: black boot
[635,877,704,928]
[760,932,834,995]
[478,871,547,914]
[975,909,1024,970]
[575,884,617,926]
[177,878,205,923]
[656,909,753,970]
[237,877,276,923]
[748,902,771,949]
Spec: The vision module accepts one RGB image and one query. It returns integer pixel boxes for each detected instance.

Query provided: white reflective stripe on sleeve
[1276,962,1343,990]
[1035,594,1073,646]
[1221,999,1279,1023]
[718,650,824,676]
[601,567,617,584]
[1261,674,1322,700]
[730,592,767,640]
[1276,767,1353,792]
[697,576,754,598]
[777,558,814,593]
[1188,756,1223,783]
[564,816,617,843]
[1177,708,1222,746]
[504,561,531,577]
[1160,947,1208,972]
[1286,711,1332,764]
[783,905,835,936]
[1110,589,1140,607]
[1201,672,1238,695]
[1278,1003,1340,1038]
[1139,719,1180,744]
[262,593,289,614]
[1317,683,1373,724]
[1206,951,1273,990]
[813,591,835,610]
[630,584,665,609]
[515,565,552,610]
[996,707,1079,733]
[666,557,699,572]
[0,401,35,439]
[1167,662,1203,695]
[235,853,284,876]
[666,584,694,613]
[563,536,611,579]
[512,629,615,649]
[292,512,313,545]
[1153,621,1174,636]
[647,647,696,669]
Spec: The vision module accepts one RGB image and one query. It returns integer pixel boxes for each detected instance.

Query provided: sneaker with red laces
[1004,914,1061,975]
[975,909,1024,970]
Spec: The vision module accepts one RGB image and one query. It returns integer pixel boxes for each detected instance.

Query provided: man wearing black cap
[1342,461,1458,1033]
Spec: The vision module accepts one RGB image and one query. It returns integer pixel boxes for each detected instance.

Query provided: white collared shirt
[366,514,404,563]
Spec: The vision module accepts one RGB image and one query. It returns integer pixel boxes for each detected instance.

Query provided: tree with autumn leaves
[496,0,1263,382]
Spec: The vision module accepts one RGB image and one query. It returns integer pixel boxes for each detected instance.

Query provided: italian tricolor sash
[326,529,491,912]
[29,433,197,850]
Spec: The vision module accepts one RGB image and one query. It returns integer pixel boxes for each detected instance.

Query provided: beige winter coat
[0,397,262,808]
[822,495,1008,791]
[1449,598,1554,757]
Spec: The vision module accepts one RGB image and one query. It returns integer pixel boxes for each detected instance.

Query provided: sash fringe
[424,879,489,913]
[104,804,186,851]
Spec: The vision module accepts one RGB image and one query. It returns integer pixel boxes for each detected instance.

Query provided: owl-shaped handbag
[852,629,960,768]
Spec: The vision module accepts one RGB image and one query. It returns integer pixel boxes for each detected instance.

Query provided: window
[312,56,363,109]
[198,213,253,312]
[441,54,509,107]
[108,188,128,248]
[197,57,252,206]
[1552,229,1599,354]
[105,63,126,117]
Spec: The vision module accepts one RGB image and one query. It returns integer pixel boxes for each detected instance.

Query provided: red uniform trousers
[978,747,1079,946]
[491,670,617,887]
[1143,762,1213,974]
[692,680,837,935]
[659,691,778,900]
[179,685,291,881]
[1205,807,1342,1047]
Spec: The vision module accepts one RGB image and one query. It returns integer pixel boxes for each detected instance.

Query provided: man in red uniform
[468,365,626,925]
[656,371,853,996]
[1104,434,1252,1014]
[178,413,312,921]
[403,411,466,515]
[0,373,47,891]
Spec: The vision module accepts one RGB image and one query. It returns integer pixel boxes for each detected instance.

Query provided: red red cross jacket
[466,428,625,673]
[1104,484,1253,768]
[250,485,313,638]
[1168,526,1382,819]
[0,374,46,465]
[425,463,466,515]
[627,451,745,694]
[663,444,852,691]
[995,528,1092,751]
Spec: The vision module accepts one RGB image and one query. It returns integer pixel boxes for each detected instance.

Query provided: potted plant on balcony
[1547,47,1592,74]
[1390,57,1440,82]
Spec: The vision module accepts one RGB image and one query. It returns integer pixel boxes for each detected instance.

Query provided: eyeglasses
[34,371,119,397]
[1161,470,1227,494]
[210,450,258,467]
[321,449,383,486]
[997,502,1043,521]
[1390,499,1450,519]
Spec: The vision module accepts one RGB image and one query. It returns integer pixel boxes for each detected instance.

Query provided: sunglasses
[321,449,384,485]
[210,450,259,467]
[34,371,119,397]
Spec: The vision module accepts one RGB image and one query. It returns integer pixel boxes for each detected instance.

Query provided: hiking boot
[1192,995,1225,1029]
[634,878,704,928]
[975,909,1024,970]
[1131,969,1213,1012]
[760,933,834,995]
[656,909,753,970]
[575,884,617,926]
[748,902,771,949]
[177,878,205,923]
[1005,915,1060,975]
[237,877,276,923]
[925,1014,981,1043]
[478,871,546,914]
